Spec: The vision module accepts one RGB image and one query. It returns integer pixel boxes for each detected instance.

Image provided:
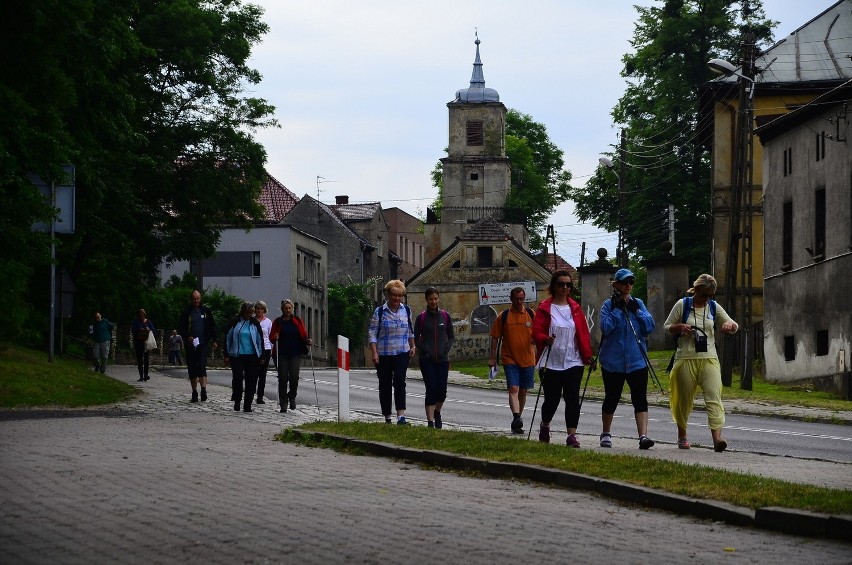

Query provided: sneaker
[714,439,727,453]
[397,416,410,426]
[511,416,523,434]
[434,412,442,430]
[385,418,393,424]
[566,434,580,448]
[280,406,287,413]
[191,391,199,403]
[639,435,655,450]
[539,425,551,443]
[427,421,435,428]
[256,397,265,404]
[599,433,612,448]
[289,399,296,410]
[234,402,240,412]
[200,389,207,402]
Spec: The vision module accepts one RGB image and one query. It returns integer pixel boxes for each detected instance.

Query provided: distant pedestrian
[368,279,415,425]
[664,274,738,452]
[413,288,455,429]
[254,301,273,405]
[224,302,264,412]
[598,268,656,450]
[89,312,116,373]
[168,330,183,365]
[131,309,155,382]
[532,271,593,447]
[489,287,536,435]
[269,299,311,413]
[178,290,217,403]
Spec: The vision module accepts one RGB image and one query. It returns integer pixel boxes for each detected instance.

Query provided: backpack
[375,303,412,339]
[416,309,451,332]
[666,296,718,372]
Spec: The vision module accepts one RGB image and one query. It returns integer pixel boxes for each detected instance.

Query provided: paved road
[0,365,849,564]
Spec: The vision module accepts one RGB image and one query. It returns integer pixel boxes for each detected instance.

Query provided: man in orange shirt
[489,287,536,434]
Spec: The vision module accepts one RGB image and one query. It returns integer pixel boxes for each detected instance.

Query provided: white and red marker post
[336,335,349,422]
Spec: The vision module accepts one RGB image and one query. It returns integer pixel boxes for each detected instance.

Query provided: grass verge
[278,421,852,515]
[0,344,139,408]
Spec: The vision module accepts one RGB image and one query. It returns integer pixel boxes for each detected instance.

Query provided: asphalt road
[161,367,852,463]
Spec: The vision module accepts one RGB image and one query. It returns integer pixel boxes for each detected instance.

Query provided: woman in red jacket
[269,299,312,413]
[532,270,594,447]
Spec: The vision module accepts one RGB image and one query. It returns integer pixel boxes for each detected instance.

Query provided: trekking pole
[526,340,553,440]
[309,345,319,414]
[622,303,664,394]
[578,356,597,412]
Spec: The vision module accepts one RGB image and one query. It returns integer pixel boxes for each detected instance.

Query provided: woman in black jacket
[413,288,455,429]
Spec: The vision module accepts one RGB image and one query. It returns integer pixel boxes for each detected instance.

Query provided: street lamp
[599,156,626,267]
[708,55,756,390]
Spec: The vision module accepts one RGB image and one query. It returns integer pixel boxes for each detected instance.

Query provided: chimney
[335,195,349,205]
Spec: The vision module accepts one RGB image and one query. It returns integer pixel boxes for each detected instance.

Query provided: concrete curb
[288,429,852,543]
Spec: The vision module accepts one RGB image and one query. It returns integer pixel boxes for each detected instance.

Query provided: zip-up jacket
[599,295,655,373]
[532,297,594,364]
[224,317,264,358]
[413,308,455,362]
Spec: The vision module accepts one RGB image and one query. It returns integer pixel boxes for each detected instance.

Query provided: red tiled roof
[540,252,577,277]
[258,174,299,222]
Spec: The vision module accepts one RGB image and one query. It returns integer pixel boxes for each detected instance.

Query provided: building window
[451,259,460,269]
[477,246,493,268]
[470,172,479,181]
[466,121,484,146]
[782,147,792,177]
[784,335,795,361]
[782,201,792,270]
[815,132,825,161]
[296,253,301,278]
[814,188,826,258]
[252,252,260,277]
[816,330,829,356]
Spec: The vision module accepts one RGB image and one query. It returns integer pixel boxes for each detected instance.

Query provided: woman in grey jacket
[598,269,656,450]
[413,288,455,429]
[224,302,264,412]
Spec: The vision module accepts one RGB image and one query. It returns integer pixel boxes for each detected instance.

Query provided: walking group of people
[370,270,738,453]
[91,290,313,413]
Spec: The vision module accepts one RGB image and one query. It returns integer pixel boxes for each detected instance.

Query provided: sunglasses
[555,281,573,288]
[619,279,635,285]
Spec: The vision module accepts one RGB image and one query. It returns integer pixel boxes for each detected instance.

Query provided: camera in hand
[611,293,624,308]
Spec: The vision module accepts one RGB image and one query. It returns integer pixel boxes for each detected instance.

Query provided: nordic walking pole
[622,301,664,394]
[578,356,597,412]
[527,339,553,440]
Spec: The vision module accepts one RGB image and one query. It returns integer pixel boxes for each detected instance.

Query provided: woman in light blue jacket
[224,302,264,412]
[598,269,656,450]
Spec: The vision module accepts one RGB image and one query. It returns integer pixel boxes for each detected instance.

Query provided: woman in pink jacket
[532,270,594,447]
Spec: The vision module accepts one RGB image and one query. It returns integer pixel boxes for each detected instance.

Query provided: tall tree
[568,0,773,274]
[0,0,276,344]
[431,109,572,251]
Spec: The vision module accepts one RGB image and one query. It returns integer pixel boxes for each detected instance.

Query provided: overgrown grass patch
[0,345,139,407]
[278,421,852,515]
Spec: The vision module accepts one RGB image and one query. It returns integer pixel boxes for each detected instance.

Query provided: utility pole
[546,225,557,271]
[618,129,628,267]
[668,204,676,256]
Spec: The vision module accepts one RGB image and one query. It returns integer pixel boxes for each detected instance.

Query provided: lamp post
[708,51,756,390]
[599,154,627,268]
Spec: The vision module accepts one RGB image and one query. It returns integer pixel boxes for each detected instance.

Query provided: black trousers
[134,341,150,379]
[256,349,271,398]
[377,353,409,416]
[231,355,259,409]
[540,366,585,428]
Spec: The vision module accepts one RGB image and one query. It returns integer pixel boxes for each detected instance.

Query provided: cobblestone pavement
[0,366,849,564]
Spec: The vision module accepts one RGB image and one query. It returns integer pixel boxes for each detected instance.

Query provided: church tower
[424,35,527,262]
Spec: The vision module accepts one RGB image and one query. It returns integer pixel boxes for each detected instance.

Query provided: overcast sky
[247,1,833,266]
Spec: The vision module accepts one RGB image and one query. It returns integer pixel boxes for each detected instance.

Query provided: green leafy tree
[0,0,276,346]
[328,277,380,349]
[431,110,572,250]
[568,0,773,275]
